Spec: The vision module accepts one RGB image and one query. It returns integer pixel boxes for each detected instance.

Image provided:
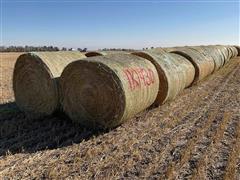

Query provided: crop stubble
[0,53,239,179]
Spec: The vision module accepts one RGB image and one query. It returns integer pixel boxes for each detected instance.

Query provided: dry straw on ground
[13,51,86,119]
[170,47,215,83]
[60,53,159,129]
[132,48,195,105]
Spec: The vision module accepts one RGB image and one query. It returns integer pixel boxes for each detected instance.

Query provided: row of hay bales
[13,45,240,129]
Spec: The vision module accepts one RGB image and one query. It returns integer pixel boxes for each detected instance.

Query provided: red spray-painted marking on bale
[124,67,155,90]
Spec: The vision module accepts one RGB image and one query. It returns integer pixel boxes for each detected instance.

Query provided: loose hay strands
[132,48,195,105]
[170,47,215,83]
[13,51,86,119]
[60,53,159,129]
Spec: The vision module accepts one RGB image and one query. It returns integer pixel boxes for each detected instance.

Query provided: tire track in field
[145,64,240,179]
[224,72,240,180]
[205,116,239,180]
[173,68,240,179]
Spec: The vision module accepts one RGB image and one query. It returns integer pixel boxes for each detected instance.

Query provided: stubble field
[0,52,239,179]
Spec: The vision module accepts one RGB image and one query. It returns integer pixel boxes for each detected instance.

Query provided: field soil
[0,52,239,179]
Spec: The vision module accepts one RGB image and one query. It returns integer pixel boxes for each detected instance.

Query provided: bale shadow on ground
[0,102,104,156]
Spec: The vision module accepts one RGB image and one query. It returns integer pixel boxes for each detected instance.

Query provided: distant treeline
[0,46,151,52]
[0,46,88,52]
[99,48,136,51]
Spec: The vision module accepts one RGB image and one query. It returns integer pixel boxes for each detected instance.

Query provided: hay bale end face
[132,49,195,105]
[170,48,215,83]
[13,51,86,119]
[60,53,159,129]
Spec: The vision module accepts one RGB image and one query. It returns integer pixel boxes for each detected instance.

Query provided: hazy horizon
[1,0,239,50]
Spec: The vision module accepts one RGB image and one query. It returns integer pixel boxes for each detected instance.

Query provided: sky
[1,0,239,50]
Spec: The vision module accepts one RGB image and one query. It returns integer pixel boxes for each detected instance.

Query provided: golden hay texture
[170,48,215,83]
[215,45,231,63]
[228,46,238,58]
[0,57,239,179]
[13,51,86,119]
[132,48,195,105]
[60,53,159,129]
[85,51,131,57]
[189,46,224,71]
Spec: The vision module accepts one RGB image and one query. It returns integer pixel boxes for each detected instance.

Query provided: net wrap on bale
[228,46,238,58]
[170,48,215,83]
[132,48,195,105]
[189,46,224,71]
[13,51,86,119]
[60,53,159,129]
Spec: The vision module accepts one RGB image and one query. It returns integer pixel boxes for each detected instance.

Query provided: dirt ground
[0,53,239,179]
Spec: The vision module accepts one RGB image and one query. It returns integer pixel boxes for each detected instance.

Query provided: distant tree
[82,48,87,52]
[54,47,59,51]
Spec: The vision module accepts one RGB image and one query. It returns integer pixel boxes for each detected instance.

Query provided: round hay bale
[13,51,86,119]
[85,51,131,57]
[60,53,159,129]
[170,48,215,83]
[132,48,195,105]
[211,45,230,63]
[170,53,196,88]
[218,45,230,63]
[228,46,238,58]
[213,46,228,64]
[234,45,240,56]
[190,46,224,71]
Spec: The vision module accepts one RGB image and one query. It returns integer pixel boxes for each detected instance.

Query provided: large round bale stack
[131,48,195,105]
[60,53,159,129]
[85,51,131,57]
[13,51,86,119]
[190,46,224,71]
[170,48,215,83]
